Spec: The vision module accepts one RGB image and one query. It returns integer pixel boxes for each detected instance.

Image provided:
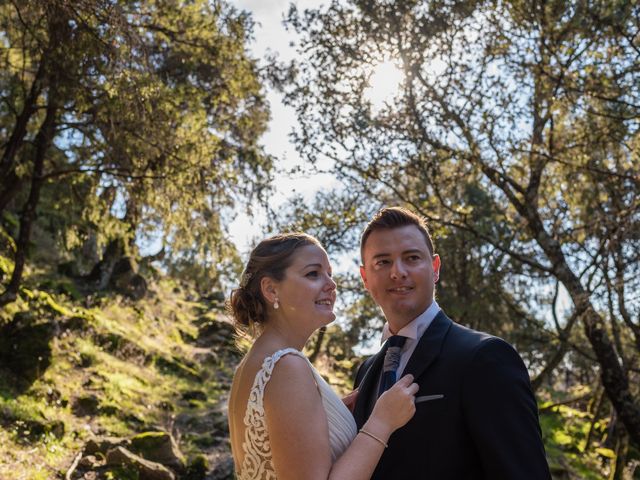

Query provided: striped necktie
[378,335,407,397]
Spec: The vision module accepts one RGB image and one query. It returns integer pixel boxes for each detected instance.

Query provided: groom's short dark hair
[360,207,435,263]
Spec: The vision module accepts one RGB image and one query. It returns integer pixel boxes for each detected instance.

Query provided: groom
[353,207,551,479]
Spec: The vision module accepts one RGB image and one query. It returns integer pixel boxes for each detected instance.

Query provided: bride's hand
[367,374,418,435]
[342,388,359,413]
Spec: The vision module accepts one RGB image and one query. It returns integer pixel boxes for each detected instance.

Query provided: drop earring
[273,297,279,309]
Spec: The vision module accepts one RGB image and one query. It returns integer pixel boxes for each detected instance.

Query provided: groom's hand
[342,388,359,413]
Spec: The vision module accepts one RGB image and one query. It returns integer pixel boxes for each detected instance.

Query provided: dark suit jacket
[353,311,551,479]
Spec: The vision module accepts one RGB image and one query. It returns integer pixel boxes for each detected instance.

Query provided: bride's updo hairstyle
[229,232,321,332]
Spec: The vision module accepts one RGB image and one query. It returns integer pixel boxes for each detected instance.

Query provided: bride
[227,233,418,480]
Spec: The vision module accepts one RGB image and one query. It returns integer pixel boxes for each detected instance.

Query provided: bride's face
[275,244,337,327]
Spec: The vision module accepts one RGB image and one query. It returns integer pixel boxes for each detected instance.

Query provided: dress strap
[239,348,308,479]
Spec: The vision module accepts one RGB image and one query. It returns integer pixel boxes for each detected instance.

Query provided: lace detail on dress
[237,348,357,480]
[238,348,301,480]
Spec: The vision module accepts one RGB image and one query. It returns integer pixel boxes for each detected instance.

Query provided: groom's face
[360,225,440,332]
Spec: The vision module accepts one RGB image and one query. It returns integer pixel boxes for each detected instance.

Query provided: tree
[282,0,640,447]
[0,0,273,304]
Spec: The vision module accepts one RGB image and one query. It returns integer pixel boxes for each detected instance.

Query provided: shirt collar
[381,300,441,343]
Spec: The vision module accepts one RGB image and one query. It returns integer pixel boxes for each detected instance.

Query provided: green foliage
[0,0,274,291]
[0,254,13,277]
[540,405,611,479]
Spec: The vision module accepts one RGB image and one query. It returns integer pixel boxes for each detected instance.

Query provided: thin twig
[65,451,82,480]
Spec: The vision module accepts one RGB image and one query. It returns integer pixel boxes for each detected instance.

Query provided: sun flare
[364,60,405,111]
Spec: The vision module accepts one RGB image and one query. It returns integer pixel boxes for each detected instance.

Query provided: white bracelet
[359,428,388,448]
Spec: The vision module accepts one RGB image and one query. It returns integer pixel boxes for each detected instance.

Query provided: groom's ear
[359,265,369,289]
[432,254,441,283]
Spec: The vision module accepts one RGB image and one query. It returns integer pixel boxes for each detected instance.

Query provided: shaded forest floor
[0,265,239,480]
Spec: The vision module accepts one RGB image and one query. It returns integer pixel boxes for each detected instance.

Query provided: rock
[72,394,100,416]
[84,436,130,456]
[78,454,102,469]
[130,431,186,472]
[111,257,147,300]
[106,446,175,480]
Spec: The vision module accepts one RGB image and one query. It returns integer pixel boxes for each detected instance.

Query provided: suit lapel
[401,311,452,379]
[353,311,453,427]
[353,344,387,427]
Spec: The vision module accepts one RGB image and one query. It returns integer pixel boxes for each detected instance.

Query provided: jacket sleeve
[461,338,552,480]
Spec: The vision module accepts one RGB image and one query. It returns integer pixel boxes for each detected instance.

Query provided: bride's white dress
[237,348,358,480]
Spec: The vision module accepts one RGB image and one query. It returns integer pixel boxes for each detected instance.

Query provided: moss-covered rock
[84,436,130,456]
[106,445,175,480]
[130,431,186,472]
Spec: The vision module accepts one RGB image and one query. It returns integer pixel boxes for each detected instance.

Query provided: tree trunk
[531,341,568,392]
[584,386,605,453]
[85,238,126,290]
[516,191,640,447]
[531,309,579,392]
[0,60,46,214]
[609,424,628,480]
[0,86,59,306]
[308,326,327,364]
[0,171,23,213]
[566,284,640,448]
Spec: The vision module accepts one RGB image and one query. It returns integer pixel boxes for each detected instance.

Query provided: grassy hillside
[0,258,240,480]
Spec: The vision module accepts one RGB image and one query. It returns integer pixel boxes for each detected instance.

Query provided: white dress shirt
[381,300,441,377]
